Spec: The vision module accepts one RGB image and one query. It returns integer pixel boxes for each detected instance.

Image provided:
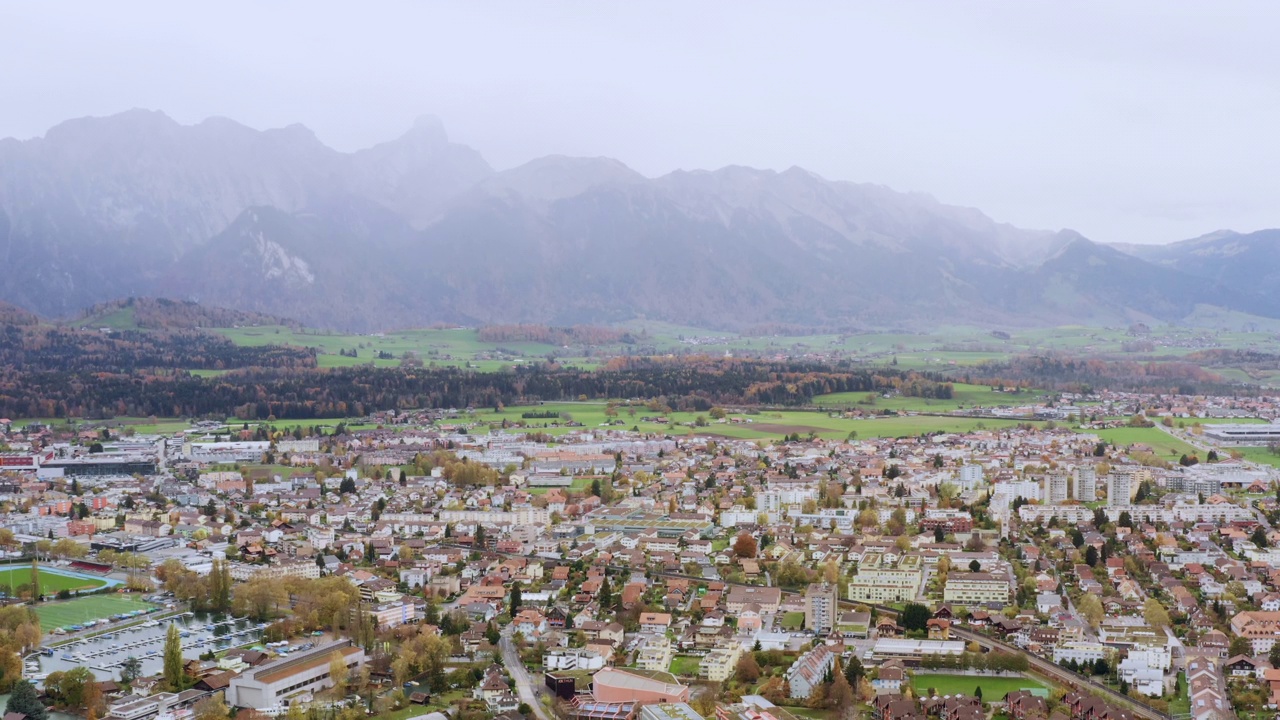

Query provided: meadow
[464,402,1042,441]
[1086,427,1200,462]
[57,301,1280,386]
[812,383,1048,412]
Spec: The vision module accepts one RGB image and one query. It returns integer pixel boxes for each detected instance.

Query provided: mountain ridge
[1,109,1276,332]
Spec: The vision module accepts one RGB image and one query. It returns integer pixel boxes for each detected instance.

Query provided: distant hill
[1114,229,1280,296]
[74,297,292,331]
[2,110,1277,331]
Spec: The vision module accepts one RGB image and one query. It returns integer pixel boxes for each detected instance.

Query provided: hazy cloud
[2,1,1276,244]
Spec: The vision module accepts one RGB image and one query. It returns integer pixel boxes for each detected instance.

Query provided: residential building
[638,637,675,672]
[847,553,923,603]
[1074,466,1097,502]
[1230,611,1280,653]
[725,586,782,614]
[700,643,743,682]
[786,645,835,700]
[1107,469,1133,507]
[804,583,838,634]
[1045,472,1069,504]
[943,572,1011,607]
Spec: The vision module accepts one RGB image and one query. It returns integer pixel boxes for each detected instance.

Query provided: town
[1,389,1280,720]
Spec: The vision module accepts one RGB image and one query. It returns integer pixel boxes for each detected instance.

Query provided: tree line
[0,354,952,420]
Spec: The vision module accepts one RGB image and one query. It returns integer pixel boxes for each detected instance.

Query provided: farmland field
[33,594,156,632]
[911,673,1047,700]
[464,402,1042,441]
[813,383,1047,412]
[1233,447,1280,469]
[1087,427,1200,461]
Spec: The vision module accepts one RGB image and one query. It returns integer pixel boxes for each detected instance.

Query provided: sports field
[0,567,110,594]
[912,673,1047,700]
[33,594,156,632]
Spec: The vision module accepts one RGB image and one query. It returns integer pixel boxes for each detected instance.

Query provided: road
[499,629,552,720]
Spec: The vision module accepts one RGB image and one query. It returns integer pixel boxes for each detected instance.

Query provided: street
[499,629,553,720]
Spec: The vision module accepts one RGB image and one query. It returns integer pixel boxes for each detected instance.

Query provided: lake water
[27,612,267,683]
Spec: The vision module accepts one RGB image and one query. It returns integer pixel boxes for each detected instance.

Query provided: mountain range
[1,109,1275,332]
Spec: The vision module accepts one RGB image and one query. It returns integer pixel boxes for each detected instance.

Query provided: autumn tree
[192,696,230,720]
[733,533,758,559]
[1143,598,1171,629]
[329,650,350,695]
[1077,594,1104,630]
[735,652,761,682]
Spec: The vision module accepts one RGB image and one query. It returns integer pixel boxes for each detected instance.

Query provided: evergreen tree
[486,620,501,646]
[599,573,612,609]
[844,655,864,687]
[7,680,48,720]
[1085,545,1099,567]
[163,623,184,691]
[510,583,522,615]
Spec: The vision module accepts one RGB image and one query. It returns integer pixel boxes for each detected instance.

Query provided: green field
[1088,427,1199,461]
[1234,447,1280,469]
[667,655,702,677]
[0,568,109,595]
[33,594,155,632]
[464,402,1042,441]
[47,305,1280,388]
[912,673,1047,700]
[780,611,805,630]
[813,383,1047,412]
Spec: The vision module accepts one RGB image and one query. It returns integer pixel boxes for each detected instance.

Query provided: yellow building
[638,637,675,672]
[699,642,743,682]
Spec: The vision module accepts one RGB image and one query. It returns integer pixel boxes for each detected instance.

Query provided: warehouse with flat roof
[226,639,365,710]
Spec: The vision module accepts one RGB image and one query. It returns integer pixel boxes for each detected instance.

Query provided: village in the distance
[2,385,1280,720]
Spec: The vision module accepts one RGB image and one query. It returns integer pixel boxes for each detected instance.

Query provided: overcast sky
[3,2,1277,245]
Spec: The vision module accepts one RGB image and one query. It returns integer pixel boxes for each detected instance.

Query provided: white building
[226,640,366,710]
[1054,641,1106,665]
[1074,466,1097,502]
[1108,470,1133,507]
[1119,648,1167,697]
[1045,472,1069,504]
[954,465,985,492]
